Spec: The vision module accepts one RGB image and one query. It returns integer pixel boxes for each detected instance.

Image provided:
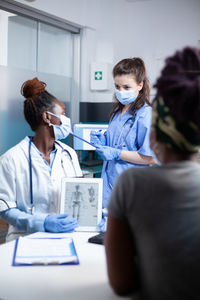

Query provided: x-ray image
[60,178,103,231]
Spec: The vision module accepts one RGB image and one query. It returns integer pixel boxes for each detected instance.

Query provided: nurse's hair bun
[21,77,46,99]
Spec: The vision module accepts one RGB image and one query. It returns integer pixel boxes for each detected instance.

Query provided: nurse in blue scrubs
[91,58,155,210]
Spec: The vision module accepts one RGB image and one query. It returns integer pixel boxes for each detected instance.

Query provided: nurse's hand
[95,145,121,161]
[90,130,106,146]
[44,213,78,233]
[98,209,108,232]
[98,218,107,232]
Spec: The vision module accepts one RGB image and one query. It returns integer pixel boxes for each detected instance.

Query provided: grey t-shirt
[108,161,200,300]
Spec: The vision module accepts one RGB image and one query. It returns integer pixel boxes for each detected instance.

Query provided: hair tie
[26,97,35,104]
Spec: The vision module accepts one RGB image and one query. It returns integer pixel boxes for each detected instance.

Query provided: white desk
[0,232,131,300]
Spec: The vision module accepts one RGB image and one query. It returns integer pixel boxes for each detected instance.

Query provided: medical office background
[0,0,199,156]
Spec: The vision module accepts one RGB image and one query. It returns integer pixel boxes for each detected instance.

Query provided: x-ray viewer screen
[73,124,108,150]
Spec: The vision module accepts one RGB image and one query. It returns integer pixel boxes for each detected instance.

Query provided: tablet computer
[60,177,103,232]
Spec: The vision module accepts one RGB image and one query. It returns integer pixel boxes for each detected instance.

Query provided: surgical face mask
[115,89,137,105]
[47,111,72,140]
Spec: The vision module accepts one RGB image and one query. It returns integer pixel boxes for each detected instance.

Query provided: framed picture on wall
[60,177,103,231]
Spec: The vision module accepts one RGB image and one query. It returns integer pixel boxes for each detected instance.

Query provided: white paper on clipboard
[13,236,79,265]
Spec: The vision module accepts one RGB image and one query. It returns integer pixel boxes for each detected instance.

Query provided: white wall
[14,0,200,102]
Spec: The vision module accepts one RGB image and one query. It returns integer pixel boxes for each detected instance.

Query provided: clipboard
[12,236,79,266]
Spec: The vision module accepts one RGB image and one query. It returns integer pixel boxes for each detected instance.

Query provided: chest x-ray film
[60,178,103,231]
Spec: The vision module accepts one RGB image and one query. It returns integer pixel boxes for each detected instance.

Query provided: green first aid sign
[94,71,102,80]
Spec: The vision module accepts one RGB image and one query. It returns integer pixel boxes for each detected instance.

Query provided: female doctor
[91,58,155,210]
[0,77,82,242]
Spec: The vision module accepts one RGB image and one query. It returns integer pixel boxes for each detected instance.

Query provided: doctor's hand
[98,209,108,232]
[44,213,78,233]
[95,145,121,161]
[90,130,106,147]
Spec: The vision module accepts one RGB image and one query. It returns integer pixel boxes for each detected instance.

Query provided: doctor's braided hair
[110,57,151,119]
[21,77,56,131]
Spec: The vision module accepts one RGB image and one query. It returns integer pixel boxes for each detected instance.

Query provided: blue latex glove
[0,208,46,233]
[90,130,106,147]
[98,209,108,233]
[44,213,78,233]
[95,145,121,161]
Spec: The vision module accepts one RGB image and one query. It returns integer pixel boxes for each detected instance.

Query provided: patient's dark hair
[154,47,200,130]
[21,77,56,131]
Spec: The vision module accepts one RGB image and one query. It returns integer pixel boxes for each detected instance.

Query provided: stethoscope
[106,115,136,189]
[111,115,136,149]
[28,137,75,214]
[116,116,135,148]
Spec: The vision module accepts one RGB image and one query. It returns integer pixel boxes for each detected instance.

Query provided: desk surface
[0,232,132,300]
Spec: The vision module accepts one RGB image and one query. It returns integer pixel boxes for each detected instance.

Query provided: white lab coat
[0,136,82,240]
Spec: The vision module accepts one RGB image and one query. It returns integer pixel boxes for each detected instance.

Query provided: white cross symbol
[95,72,102,80]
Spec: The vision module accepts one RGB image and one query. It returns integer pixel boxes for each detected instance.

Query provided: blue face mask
[47,112,72,140]
[115,89,137,105]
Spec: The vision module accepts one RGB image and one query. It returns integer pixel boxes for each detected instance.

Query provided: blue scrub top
[102,104,153,208]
